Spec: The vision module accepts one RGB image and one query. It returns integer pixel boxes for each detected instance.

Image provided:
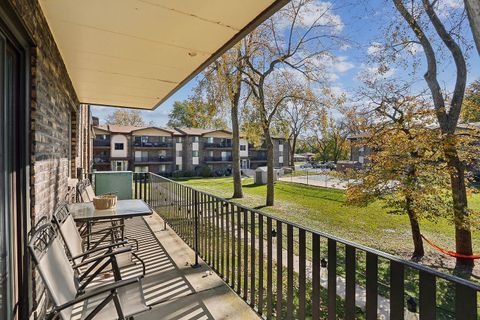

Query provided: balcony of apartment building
[133,136,173,149]
[249,142,268,151]
[3,1,479,320]
[93,136,111,148]
[204,151,233,163]
[134,152,173,164]
[204,138,233,149]
[249,151,268,162]
[92,152,111,166]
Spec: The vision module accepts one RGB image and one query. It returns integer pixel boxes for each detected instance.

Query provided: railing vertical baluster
[258,214,264,316]
[192,190,199,268]
[231,203,235,289]
[267,217,273,320]
[366,252,378,320]
[250,210,256,307]
[243,209,249,300]
[298,229,306,320]
[312,233,320,320]
[221,201,225,277]
[455,283,477,320]
[287,224,294,320]
[276,221,283,319]
[216,199,220,271]
[237,206,242,294]
[419,270,436,320]
[345,245,356,320]
[208,195,212,265]
[134,173,138,199]
[327,239,337,320]
[225,203,230,282]
[390,260,404,320]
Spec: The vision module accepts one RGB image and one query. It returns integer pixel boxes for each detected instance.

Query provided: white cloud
[277,0,344,34]
[367,42,383,56]
[357,63,396,81]
[436,0,463,18]
[333,56,354,73]
[406,42,424,55]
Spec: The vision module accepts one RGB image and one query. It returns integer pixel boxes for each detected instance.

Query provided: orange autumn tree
[347,87,456,259]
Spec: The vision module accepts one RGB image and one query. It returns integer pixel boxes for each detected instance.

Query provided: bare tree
[392,0,473,268]
[242,0,346,206]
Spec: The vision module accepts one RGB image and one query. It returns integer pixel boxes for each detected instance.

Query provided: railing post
[191,190,201,268]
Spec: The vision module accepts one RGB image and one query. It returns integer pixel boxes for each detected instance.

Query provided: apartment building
[92,125,289,175]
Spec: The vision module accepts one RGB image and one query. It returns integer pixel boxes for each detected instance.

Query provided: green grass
[178,177,480,269]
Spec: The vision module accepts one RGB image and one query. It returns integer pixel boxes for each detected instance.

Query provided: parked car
[325,162,336,170]
[300,163,313,169]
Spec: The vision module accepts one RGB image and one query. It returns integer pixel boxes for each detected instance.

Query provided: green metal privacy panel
[93,171,133,200]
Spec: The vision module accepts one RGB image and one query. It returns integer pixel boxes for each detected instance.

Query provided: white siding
[240,139,248,157]
[192,157,199,165]
[192,142,199,151]
[111,134,128,158]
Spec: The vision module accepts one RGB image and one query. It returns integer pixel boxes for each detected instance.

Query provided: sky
[91,0,480,127]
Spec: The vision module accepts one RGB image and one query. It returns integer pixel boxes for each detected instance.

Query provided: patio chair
[28,223,150,320]
[52,202,144,275]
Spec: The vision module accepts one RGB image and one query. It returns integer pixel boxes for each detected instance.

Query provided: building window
[176,164,182,170]
[193,136,199,142]
[192,151,198,157]
[176,151,182,157]
[208,137,214,143]
[114,143,124,150]
[240,145,246,151]
[279,151,284,157]
[135,166,148,173]
[176,137,182,143]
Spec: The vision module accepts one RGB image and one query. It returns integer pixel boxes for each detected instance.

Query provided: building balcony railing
[93,155,110,164]
[123,172,480,320]
[204,142,233,149]
[133,141,173,148]
[204,156,232,162]
[250,156,267,161]
[134,155,172,163]
[93,140,111,147]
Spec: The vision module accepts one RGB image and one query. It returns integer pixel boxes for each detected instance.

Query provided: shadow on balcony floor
[73,214,259,320]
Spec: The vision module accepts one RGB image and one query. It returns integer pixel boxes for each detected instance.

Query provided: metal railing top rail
[148,172,480,291]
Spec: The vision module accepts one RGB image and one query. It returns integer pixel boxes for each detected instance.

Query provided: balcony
[121,172,480,319]
[134,141,173,148]
[93,154,110,164]
[204,142,233,149]
[135,155,173,163]
[250,155,267,162]
[204,156,232,162]
[93,139,111,147]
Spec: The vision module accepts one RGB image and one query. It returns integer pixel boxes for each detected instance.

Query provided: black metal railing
[204,156,233,162]
[93,154,110,164]
[133,172,480,320]
[134,156,172,163]
[93,139,110,147]
[204,142,233,148]
[133,141,173,148]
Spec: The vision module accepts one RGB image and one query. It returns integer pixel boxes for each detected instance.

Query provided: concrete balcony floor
[73,213,259,320]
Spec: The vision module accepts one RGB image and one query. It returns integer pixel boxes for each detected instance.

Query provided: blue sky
[92,0,480,126]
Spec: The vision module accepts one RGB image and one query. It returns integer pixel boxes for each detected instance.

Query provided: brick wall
[8,0,85,318]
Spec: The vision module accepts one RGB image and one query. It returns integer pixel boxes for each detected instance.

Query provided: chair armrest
[73,247,131,269]
[71,240,129,260]
[56,277,140,310]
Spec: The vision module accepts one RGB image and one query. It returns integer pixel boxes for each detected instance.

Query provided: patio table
[69,199,153,249]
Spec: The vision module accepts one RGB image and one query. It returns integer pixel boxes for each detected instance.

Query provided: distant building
[92,125,290,175]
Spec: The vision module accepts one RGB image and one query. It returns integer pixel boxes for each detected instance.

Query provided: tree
[464,0,480,55]
[347,83,454,259]
[276,87,318,167]
[105,109,151,126]
[242,0,346,206]
[166,99,227,129]
[308,110,349,163]
[461,80,480,123]
[392,0,474,269]
[201,42,251,198]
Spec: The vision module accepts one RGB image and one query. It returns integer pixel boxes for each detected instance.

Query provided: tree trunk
[231,100,243,198]
[465,0,480,55]
[290,135,297,168]
[406,196,425,259]
[444,141,474,269]
[265,129,275,206]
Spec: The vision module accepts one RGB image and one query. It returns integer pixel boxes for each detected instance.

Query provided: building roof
[174,128,216,135]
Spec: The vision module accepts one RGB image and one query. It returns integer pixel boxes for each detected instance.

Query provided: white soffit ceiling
[39,0,287,110]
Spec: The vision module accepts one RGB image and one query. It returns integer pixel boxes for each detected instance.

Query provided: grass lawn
[177,176,480,272]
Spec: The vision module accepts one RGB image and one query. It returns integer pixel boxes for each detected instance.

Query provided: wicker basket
[93,194,117,210]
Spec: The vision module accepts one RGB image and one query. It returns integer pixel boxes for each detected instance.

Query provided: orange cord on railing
[421,235,480,259]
